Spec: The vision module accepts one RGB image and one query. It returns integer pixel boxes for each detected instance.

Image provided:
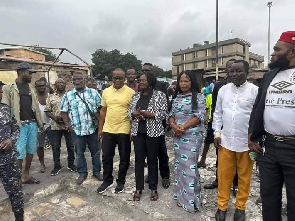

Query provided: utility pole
[215,0,219,80]
[230,30,234,39]
[267,2,273,65]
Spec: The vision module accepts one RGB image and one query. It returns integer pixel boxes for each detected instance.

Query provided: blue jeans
[71,131,101,177]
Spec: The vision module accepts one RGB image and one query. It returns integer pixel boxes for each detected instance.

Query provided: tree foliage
[30,47,58,62]
[152,66,172,78]
[91,49,142,78]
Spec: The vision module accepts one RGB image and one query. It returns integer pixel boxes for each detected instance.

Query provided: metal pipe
[0,42,64,50]
[0,42,92,76]
[267,2,273,65]
[46,49,65,84]
[215,0,219,80]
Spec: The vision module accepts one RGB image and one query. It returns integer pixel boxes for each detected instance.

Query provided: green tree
[30,47,58,61]
[164,70,172,78]
[91,49,142,78]
[152,66,172,78]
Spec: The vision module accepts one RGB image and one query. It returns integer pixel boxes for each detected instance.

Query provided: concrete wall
[172,55,182,63]
[4,49,45,62]
[0,71,17,84]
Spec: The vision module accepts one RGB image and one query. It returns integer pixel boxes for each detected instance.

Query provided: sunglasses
[112,76,124,80]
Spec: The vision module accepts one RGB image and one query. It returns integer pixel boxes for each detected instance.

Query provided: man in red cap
[249,31,295,221]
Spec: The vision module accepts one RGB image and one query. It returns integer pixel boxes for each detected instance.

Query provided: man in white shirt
[213,60,258,221]
[249,31,295,221]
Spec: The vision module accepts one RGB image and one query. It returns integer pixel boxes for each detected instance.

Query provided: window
[206,60,209,68]
[220,57,224,66]
[212,49,216,56]
[206,49,209,57]
[193,62,197,69]
[221,46,224,54]
[182,54,186,61]
[183,64,186,71]
[193,51,197,58]
[243,46,246,54]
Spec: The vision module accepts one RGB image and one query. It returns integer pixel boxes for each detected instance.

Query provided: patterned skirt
[173,131,203,213]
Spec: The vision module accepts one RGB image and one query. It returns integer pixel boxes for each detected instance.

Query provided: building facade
[0,47,88,90]
[172,38,264,77]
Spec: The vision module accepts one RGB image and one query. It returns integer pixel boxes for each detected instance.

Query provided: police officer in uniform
[0,81,24,221]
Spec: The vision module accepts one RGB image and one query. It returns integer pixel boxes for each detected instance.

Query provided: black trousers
[50,130,75,168]
[215,147,238,186]
[257,135,295,221]
[158,135,170,179]
[133,133,161,190]
[101,132,131,184]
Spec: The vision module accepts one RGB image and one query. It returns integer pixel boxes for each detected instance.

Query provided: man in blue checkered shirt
[60,72,102,185]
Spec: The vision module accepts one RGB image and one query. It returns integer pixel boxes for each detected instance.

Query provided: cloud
[0,0,294,69]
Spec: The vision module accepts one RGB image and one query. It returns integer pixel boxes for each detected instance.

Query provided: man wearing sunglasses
[142,63,170,189]
[97,68,135,194]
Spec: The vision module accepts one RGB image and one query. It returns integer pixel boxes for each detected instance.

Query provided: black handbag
[75,92,99,128]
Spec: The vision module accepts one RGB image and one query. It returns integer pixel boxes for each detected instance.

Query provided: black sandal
[150,190,158,201]
[162,178,170,189]
[133,190,142,201]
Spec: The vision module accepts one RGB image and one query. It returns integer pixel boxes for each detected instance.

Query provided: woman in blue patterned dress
[168,70,206,213]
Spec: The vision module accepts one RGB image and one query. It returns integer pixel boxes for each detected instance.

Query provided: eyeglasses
[112,76,124,81]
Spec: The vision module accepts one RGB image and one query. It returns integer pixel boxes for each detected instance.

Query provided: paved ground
[0,137,287,221]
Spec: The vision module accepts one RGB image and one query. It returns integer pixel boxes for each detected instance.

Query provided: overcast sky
[0,0,293,70]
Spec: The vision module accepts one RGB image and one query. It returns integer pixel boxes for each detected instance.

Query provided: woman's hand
[132,107,142,118]
[139,110,155,119]
[171,124,185,138]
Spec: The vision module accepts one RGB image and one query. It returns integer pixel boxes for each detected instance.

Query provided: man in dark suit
[142,63,170,189]
[249,31,295,221]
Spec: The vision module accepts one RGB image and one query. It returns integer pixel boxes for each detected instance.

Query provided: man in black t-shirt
[2,62,44,185]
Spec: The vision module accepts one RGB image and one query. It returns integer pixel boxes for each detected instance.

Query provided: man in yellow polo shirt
[97,68,135,194]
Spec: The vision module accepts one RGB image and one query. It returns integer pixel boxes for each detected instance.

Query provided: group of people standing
[198,31,295,221]
[0,31,295,221]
